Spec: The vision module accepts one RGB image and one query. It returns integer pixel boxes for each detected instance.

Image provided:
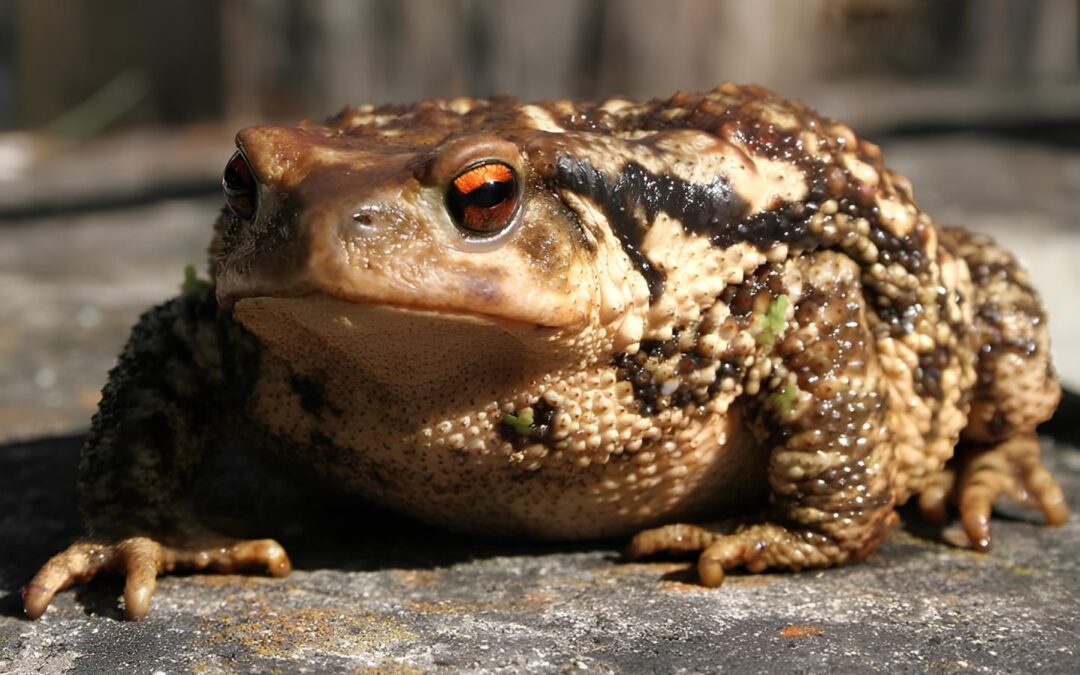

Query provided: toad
[24,84,1067,619]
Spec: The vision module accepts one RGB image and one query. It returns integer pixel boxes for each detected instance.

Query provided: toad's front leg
[629,257,899,584]
[24,534,290,620]
[23,287,292,620]
[628,373,899,585]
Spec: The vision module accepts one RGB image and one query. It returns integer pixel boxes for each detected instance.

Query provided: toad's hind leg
[958,434,1066,550]
[917,434,1068,551]
[919,228,1068,549]
[630,254,899,585]
[23,287,292,620]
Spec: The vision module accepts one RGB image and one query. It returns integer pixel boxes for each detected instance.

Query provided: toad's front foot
[627,514,897,587]
[23,535,291,620]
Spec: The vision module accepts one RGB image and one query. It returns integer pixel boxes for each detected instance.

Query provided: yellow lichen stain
[1010,565,1039,577]
[934,592,962,606]
[515,588,562,609]
[405,600,488,614]
[189,661,219,675]
[780,624,825,638]
[389,569,444,587]
[405,589,561,615]
[354,662,425,675]
[202,601,414,659]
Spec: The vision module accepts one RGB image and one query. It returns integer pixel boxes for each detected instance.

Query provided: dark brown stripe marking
[554,157,749,300]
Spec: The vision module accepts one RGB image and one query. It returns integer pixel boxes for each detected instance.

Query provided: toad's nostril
[222,151,257,220]
[349,206,402,235]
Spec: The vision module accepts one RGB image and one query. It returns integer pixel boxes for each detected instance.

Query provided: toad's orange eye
[447,161,519,234]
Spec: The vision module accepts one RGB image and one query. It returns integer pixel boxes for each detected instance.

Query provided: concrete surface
[1,132,1079,673]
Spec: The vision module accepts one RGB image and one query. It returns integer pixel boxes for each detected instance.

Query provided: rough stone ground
[1,131,1079,673]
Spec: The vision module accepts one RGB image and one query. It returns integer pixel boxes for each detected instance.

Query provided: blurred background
[2,0,1079,440]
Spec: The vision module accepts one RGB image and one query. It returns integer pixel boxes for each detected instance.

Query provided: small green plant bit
[756,294,790,345]
[181,264,212,297]
[773,380,799,417]
[502,407,538,437]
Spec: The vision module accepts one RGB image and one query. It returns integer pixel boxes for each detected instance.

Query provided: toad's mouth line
[230,290,560,334]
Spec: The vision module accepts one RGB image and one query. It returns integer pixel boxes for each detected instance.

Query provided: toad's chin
[230,293,567,396]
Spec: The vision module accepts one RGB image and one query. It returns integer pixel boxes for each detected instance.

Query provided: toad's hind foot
[918,433,1068,552]
[627,514,898,587]
[23,535,291,620]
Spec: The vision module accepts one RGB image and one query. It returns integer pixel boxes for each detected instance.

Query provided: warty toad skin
[24,84,1067,619]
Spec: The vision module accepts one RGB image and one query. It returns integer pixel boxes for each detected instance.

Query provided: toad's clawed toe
[628,520,870,587]
[626,522,767,587]
[23,535,292,620]
[951,434,1069,552]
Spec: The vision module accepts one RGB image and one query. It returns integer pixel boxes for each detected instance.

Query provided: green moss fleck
[756,294,790,345]
[502,407,537,437]
[773,381,798,417]
[181,264,212,297]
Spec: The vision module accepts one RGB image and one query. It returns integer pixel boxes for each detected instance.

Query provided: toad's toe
[954,433,1069,552]
[24,535,293,620]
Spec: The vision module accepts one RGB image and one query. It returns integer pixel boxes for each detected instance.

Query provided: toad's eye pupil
[465,180,513,208]
[222,151,257,220]
[447,161,519,234]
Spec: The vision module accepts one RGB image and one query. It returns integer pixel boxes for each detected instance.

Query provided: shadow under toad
[0,433,613,621]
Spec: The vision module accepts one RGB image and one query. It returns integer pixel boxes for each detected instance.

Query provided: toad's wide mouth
[231,290,558,335]
[230,292,568,395]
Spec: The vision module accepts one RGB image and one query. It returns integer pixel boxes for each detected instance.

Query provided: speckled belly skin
[23,84,1067,620]
[242,300,769,540]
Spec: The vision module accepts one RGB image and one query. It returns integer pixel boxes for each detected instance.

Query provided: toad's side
[24,85,1066,619]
